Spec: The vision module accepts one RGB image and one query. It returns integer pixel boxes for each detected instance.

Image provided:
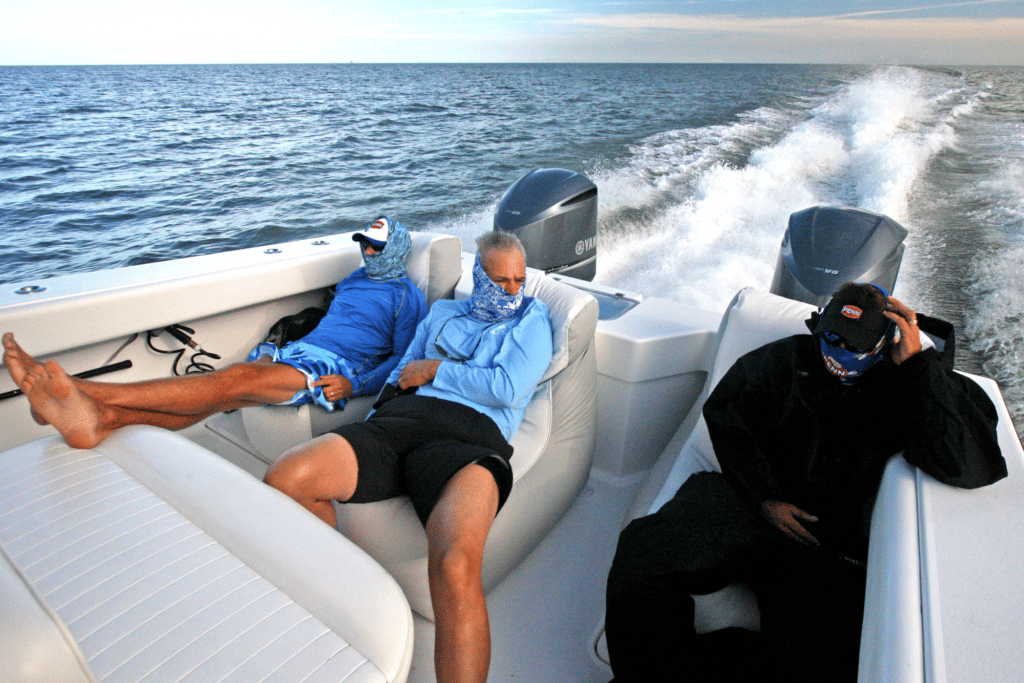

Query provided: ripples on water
[0,64,852,282]
[1,63,1023,437]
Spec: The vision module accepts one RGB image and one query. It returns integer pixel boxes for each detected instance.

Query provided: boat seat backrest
[647,288,817,513]
[238,232,463,461]
[402,232,464,306]
[335,273,599,621]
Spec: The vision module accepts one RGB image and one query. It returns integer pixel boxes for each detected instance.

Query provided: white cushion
[0,426,414,683]
[527,272,599,383]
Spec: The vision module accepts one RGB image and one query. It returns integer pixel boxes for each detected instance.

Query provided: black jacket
[703,334,1007,555]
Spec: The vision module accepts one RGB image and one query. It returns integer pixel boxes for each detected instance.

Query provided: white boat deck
[3,231,1024,683]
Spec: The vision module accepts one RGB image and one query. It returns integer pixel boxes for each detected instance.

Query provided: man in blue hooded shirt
[249,215,426,411]
[2,216,426,449]
[263,230,553,683]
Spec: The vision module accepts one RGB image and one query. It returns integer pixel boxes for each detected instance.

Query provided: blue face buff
[819,331,888,384]
[362,217,412,281]
[818,283,894,384]
[468,253,525,323]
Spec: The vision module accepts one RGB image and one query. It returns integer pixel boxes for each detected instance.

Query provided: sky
[1,0,1021,66]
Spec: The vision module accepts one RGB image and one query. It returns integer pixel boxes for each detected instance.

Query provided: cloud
[565,11,1022,34]
[2,0,1021,64]
[559,12,1024,64]
[830,0,1017,19]
[406,6,562,19]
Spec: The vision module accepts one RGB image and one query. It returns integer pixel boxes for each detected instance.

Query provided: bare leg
[265,436,500,683]
[3,332,311,416]
[426,464,499,683]
[74,361,308,414]
[95,406,218,432]
[263,433,360,526]
[17,360,224,448]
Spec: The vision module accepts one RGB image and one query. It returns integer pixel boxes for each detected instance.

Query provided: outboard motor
[494,168,598,281]
[770,206,908,307]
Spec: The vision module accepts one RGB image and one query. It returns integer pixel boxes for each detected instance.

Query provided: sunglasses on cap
[819,330,887,356]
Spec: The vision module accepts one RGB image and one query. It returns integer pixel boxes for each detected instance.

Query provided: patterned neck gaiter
[467,254,525,323]
[819,332,887,385]
[363,217,412,281]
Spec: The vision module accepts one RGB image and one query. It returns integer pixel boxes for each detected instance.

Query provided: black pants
[605,472,866,683]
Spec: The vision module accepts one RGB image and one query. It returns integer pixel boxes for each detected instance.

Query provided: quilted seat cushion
[0,426,413,683]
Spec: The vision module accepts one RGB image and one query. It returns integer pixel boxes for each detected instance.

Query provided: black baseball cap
[813,293,890,351]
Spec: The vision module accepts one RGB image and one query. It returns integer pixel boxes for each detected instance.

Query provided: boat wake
[965,160,1024,436]
[430,65,1024,438]
[587,67,976,311]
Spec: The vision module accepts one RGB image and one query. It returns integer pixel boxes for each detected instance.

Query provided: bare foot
[22,360,109,449]
[3,333,50,426]
[2,332,38,387]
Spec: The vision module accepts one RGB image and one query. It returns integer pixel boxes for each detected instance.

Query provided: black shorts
[332,395,514,525]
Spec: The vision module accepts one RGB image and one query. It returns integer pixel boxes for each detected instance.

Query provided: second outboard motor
[494,168,598,281]
[770,206,908,307]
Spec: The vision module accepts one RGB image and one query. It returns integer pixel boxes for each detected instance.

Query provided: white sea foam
[967,241,1024,435]
[966,160,1024,436]
[427,68,1023,434]
[587,67,963,311]
[425,205,497,253]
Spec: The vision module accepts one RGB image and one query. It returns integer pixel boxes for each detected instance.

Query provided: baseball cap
[352,217,390,250]
[813,291,890,352]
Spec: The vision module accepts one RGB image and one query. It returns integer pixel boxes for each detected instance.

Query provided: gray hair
[476,230,526,264]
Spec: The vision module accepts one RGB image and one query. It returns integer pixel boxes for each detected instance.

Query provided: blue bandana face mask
[362,217,412,281]
[816,282,895,384]
[819,331,887,384]
[468,254,525,323]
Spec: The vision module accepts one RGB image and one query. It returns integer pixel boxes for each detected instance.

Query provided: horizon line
[1,60,1020,68]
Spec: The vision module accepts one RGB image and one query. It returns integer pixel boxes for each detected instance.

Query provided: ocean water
[1,63,1023,437]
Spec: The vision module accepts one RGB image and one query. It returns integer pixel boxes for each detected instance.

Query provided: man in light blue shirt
[264,231,553,683]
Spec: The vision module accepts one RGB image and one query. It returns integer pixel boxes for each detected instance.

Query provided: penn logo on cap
[841,305,863,319]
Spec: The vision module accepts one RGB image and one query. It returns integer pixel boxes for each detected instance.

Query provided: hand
[883,296,922,365]
[761,500,820,547]
[311,374,352,403]
[398,359,442,389]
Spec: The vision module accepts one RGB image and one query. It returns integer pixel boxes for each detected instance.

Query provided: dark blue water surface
[2,63,1023,434]
[0,63,858,279]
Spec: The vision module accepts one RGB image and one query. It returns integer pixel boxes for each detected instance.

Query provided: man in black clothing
[605,283,1007,682]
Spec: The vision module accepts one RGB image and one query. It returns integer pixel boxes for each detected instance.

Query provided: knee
[263,454,309,499]
[429,541,484,598]
[263,434,343,499]
[220,363,268,398]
